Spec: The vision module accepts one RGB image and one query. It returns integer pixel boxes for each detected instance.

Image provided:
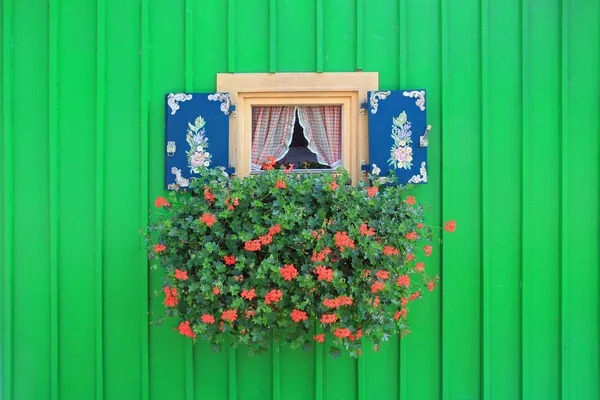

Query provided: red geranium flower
[262,156,276,170]
[264,289,283,304]
[414,262,425,272]
[290,309,308,322]
[213,287,220,295]
[334,328,352,338]
[268,224,282,235]
[320,314,338,324]
[359,223,375,236]
[313,334,325,343]
[329,180,340,191]
[405,196,416,205]
[444,220,457,233]
[244,239,262,252]
[153,244,166,253]
[283,164,294,173]
[224,255,237,265]
[280,264,298,281]
[405,231,419,240]
[221,309,238,322]
[201,314,216,324]
[334,231,355,252]
[383,246,399,256]
[410,292,420,301]
[396,274,410,287]
[428,280,437,292]
[376,270,389,280]
[371,281,385,293]
[200,213,217,227]
[314,265,334,282]
[241,289,256,301]
[154,196,170,208]
[177,321,195,338]
[163,286,178,307]
[174,269,188,281]
[417,222,424,229]
[406,253,415,262]
[274,179,287,189]
[423,245,432,256]
[203,187,215,203]
[367,186,379,197]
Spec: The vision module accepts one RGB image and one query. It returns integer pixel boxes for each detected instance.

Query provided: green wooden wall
[1,0,599,399]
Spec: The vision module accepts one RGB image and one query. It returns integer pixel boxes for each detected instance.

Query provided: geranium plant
[148,159,455,358]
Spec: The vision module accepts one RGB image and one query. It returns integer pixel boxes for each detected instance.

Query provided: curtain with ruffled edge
[251,106,297,171]
[297,105,342,168]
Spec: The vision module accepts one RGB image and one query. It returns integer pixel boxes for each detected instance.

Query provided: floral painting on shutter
[164,92,230,190]
[367,89,428,184]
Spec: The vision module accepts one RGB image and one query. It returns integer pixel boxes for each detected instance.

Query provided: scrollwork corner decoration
[369,91,392,114]
[402,90,425,111]
[408,162,428,184]
[208,92,231,115]
[167,93,193,115]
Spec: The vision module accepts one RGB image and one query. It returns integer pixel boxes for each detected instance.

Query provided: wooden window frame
[216,72,379,183]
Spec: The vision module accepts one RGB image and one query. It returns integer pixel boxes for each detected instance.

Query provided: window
[164,73,429,189]
[251,105,342,171]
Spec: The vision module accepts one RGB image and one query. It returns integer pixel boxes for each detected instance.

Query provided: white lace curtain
[251,105,342,170]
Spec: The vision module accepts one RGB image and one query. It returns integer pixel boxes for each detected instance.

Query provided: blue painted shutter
[164,92,231,190]
[367,90,428,184]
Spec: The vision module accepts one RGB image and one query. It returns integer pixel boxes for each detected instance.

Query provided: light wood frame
[216,72,379,183]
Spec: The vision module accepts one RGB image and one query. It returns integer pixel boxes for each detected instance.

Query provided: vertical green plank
[103,0,143,398]
[236,346,272,400]
[323,336,357,400]
[269,0,277,72]
[398,0,407,85]
[49,0,59,398]
[148,0,187,398]
[277,0,316,72]
[235,0,269,72]
[2,0,14,398]
[363,338,399,400]
[279,339,315,400]
[357,340,365,400]
[192,3,230,399]
[323,0,356,72]
[561,0,600,398]
[559,0,568,394]
[315,326,324,400]
[57,0,97,397]
[12,0,51,399]
[481,0,490,397]
[95,0,106,397]
[272,336,280,400]
[398,2,408,398]
[521,1,561,399]
[229,344,237,400]
[363,0,399,88]
[441,0,482,398]
[194,1,228,91]
[185,0,194,90]
[485,0,523,398]
[0,0,5,393]
[228,0,235,72]
[362,2,400,398]
[140,0,150,398]
[402,0,442,399]
[356,0,363,70]
[184,3,195,400]
[316,0,323,72]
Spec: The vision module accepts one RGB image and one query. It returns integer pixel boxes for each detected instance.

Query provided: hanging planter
[148,160,455,358]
